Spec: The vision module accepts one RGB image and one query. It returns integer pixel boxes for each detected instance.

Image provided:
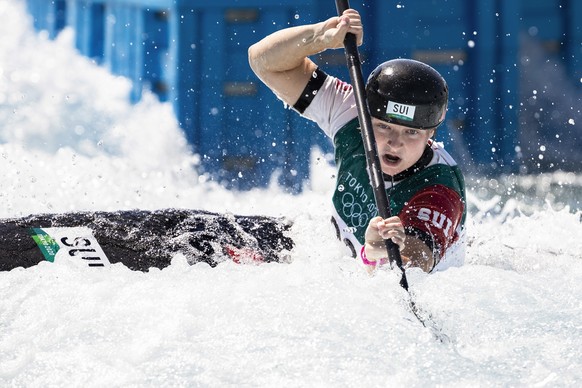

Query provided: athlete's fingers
[340,9,363,45]
[375,217,406,250]
[365,216,384,243]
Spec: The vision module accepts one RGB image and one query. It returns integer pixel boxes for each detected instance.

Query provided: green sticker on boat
[30,228,60,262]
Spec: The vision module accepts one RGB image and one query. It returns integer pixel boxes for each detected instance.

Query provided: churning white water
[1,1,581,386]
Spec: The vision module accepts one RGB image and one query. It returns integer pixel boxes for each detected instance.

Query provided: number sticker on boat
[29,227,110,267]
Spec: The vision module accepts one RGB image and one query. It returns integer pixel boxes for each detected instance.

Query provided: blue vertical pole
[199,8,225,180]
[565,0,582,85]
[497,0,520,170]
[130,6,144,103]
[466,0,498,169]
[103,2,115,74]
[170,6,199,146]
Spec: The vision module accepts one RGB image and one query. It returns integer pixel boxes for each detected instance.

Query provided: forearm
[363,243,434,273]
[400,236,434,273]
[248,22,329,105]
[248,22,328,75]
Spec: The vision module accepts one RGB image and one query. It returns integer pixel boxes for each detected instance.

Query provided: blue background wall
[25,0,582,190]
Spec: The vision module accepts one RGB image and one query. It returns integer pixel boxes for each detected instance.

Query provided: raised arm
[248,9,363,107]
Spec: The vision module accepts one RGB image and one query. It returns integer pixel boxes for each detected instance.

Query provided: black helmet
[366,59,448,129]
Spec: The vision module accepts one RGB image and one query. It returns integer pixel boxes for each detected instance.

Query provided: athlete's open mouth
[383,153,401,165]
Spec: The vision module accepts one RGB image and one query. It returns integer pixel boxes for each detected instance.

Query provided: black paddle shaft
[335,0,407,288]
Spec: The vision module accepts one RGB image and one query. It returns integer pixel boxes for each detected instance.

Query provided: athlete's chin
[380,163,404,176]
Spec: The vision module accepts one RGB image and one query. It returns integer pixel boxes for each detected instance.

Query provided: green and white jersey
[299,72,466,272]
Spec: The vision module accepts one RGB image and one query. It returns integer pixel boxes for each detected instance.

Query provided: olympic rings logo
[341,192,369,228]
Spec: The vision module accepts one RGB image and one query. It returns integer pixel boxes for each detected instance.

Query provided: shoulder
[390,161,466,225]
[302,74,357,139]
[428,139,458,167]
[423,142,466,198]
[394,163,465,203]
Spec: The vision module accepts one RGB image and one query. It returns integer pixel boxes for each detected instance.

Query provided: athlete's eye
[375,124,390,132]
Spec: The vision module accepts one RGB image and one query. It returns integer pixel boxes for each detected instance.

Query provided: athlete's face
[372,118,434,176]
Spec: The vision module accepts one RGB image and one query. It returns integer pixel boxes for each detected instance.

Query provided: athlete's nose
[386,129,402,146]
